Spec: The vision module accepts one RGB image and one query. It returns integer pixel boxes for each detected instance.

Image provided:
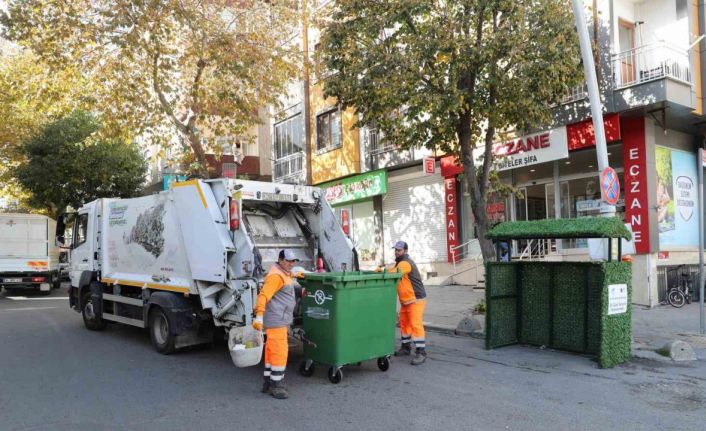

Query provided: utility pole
[699,148,705,334]
[302,0,313,186]
[571,0,616,217]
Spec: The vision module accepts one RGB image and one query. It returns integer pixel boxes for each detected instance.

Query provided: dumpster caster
[377,357,390,372]
[299,360,315,377]
[328,366,343,384]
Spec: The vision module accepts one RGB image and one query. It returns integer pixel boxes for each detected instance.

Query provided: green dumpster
[297,271,401,384]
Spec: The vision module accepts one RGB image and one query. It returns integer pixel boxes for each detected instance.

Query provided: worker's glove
[252,315,263,331]
[293,271,305,279]
[374,266,384,273]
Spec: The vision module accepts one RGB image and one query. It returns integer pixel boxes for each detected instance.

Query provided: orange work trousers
[264,326,288,381]
[399,299,426,349]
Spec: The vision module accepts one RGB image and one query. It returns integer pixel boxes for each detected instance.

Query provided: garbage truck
[56,179,356,361]
[0,213,62,295]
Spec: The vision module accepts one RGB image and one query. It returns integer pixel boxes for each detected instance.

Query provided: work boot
[269,380,289,399]
[261,376,271,394]
[411,349,427,365]
[394,343,412,356]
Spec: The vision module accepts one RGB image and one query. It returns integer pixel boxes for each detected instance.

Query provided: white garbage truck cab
[56,178,356,359]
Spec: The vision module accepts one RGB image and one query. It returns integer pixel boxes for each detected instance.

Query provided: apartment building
[271,0,706,301]
[442,0,706,305]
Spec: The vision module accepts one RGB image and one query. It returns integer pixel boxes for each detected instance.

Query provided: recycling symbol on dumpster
[313,289,333,305]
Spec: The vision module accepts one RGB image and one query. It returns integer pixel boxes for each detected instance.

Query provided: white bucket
[228,326,263,368]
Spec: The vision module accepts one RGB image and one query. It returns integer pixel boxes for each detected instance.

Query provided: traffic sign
[601,167,620,206]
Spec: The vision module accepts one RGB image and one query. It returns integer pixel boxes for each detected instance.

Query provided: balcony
[612,42,694,112]
[274,151,305,183]
[613,42,691,89]
[561,84,588,105]
[363,127,433,171]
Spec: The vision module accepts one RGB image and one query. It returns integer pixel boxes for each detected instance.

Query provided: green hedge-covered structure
[485,218,632,368]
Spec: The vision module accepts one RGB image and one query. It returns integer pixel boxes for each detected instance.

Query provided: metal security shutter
[382,174,447,264]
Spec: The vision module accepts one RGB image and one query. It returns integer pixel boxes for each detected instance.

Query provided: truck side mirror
[55,235,65,248]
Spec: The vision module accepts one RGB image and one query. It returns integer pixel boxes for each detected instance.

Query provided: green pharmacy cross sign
[320,170,388,205]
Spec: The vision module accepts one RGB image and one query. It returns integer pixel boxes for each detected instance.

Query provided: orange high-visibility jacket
[256,264,295,329]
[390,255,427,305]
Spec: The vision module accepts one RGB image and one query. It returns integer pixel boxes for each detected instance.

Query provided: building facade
[271,0,706,302]
[439,0,706,306]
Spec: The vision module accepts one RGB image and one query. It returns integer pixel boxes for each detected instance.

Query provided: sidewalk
[423,284,706,360]
[632,302,706,360]
[423,284,485,336]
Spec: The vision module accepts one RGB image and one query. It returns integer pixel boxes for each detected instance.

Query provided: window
[74,213,88,247]
[316,109,341,151]
[274,114,303,159]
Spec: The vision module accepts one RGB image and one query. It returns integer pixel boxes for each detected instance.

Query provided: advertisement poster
[656,147,699,248]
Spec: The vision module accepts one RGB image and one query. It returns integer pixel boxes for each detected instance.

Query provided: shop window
[546,182,570,218]
[560,175,625,249]
[514,185,546,222]
[316,108,341,152]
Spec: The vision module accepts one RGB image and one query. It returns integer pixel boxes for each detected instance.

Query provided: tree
[320,0,583,260]
[14,111,147,218]
[2,0,300,177]
[0,50,90,206]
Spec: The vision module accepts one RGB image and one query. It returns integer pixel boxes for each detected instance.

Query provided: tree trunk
[458,112,496,262]
[187,129,209,178]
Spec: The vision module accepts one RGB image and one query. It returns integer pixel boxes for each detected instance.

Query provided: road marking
[1,306,62,312]
[2,296,68,301]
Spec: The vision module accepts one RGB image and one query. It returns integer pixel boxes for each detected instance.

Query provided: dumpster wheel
[299,360,315,377]
[377,356,390,371]
[327,366,343,384]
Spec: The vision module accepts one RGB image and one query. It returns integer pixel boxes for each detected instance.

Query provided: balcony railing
[274,151,304,182]
[367,128,397,155]
[561,84,588,104]
[612,42,691,89]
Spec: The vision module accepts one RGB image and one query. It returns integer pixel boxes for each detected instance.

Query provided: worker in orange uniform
[390,241,428,365]
[253,249,301,399]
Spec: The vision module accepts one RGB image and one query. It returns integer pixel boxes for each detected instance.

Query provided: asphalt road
[1,286,705,431]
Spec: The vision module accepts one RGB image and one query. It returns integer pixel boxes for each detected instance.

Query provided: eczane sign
[494,126,568,171]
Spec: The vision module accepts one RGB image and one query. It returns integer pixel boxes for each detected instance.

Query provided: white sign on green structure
[320,170,388,206]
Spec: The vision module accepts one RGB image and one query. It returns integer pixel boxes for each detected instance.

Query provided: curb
[425,323,484,339]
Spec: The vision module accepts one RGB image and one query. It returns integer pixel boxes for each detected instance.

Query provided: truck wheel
[52,274,61,289]
[149,307,176,355]
[82,293,107,331]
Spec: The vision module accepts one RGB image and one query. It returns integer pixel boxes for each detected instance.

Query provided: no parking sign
[601,167,620,206]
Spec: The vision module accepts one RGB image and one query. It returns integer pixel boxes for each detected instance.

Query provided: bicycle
[667,266,692,308]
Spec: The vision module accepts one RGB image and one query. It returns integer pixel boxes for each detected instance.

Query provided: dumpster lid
[300,271,402,283]
[486,217,631,240]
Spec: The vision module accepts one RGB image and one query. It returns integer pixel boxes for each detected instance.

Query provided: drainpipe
[572,0,616,218]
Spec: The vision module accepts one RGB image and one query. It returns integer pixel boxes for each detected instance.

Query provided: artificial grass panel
[599,262,632,368]
[519,263,552,346]
[586,264,605,355]
[552,264,587,352]
[486,217,631,240]
[486,297,518,348]
[485,263,519,349]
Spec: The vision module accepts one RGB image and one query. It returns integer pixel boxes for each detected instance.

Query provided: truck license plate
[260,192,293,202]
[3,278,22,283]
